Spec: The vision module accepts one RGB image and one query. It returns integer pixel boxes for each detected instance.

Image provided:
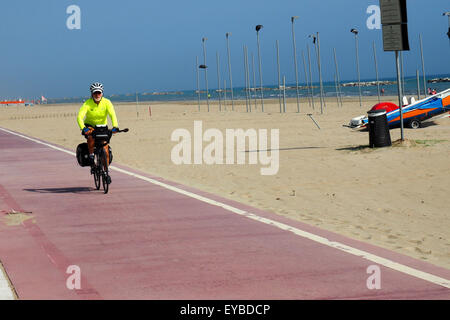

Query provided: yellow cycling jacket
[77,97,119,130]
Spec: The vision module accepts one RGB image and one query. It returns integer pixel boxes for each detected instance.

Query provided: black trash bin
[367,110,391,148]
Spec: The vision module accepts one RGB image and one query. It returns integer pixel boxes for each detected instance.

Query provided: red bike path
[0,127,449,299]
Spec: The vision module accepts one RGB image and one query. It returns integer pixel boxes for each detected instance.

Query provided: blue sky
[0,0,448,99]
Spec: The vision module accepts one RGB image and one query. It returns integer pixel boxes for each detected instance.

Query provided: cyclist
[77,82,119,165]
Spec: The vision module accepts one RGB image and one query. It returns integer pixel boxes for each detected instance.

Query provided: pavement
[0,126,449,300]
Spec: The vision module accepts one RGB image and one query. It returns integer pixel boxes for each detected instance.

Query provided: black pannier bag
[76,142,90,167]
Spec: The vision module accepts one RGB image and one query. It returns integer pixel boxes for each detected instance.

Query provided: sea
[46,73,449,105]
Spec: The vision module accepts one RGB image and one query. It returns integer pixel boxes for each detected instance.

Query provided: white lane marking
[1,126,450,289]
[0,262,15,300]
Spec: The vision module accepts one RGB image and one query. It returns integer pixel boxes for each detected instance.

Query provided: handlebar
[84,127,129,139]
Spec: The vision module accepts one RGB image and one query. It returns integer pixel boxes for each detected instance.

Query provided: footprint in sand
[415,247,432,255]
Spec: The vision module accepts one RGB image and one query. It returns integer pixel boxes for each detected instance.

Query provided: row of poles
[195,20,437,114]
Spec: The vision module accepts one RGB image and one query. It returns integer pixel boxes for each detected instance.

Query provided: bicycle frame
[87,125,128,194]
[91,125,112,193]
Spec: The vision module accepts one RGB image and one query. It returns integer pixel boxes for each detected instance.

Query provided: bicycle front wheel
[93,156,101,190]
[100,148,110,194]
[102,172,109,194]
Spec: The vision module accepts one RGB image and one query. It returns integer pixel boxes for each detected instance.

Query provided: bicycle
[88,125,128,194]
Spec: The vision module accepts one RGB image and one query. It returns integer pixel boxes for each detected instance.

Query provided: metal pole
[283,76,287,113]
[334,74,339,106]
[333,48,343,107]
[226,33,235,110]
[135,92,139,118]
[315,33,324,114]
[256,26,264,111]
[301,50,312,108]
[416,69,421,100]
[291,16,300,113]
[307,114,321,129]
[245,46,251,112]
[317,32,326,110]
[373,41,381,103]
[216,51,222,112]
[400,51,405,95]
[307,44,315,110]
[354,32,362,107]
[243,45,249,112]
[276,40,282,113]
[251,53,257,110]
[419,34,427,97]
[202,37,210,112]
[196,56,200,111]
[396,51,404,141]
[224,79,227,110]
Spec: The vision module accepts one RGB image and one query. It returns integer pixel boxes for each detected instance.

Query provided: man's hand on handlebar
[82,127,94,136]
[111,127,119,134]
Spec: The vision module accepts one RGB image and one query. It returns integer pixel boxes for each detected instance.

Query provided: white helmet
[90,82,104,94]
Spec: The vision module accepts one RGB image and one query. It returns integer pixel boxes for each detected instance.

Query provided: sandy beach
[1,96,449,269]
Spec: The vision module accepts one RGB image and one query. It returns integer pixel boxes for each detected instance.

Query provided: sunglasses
[93,91,103,95]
